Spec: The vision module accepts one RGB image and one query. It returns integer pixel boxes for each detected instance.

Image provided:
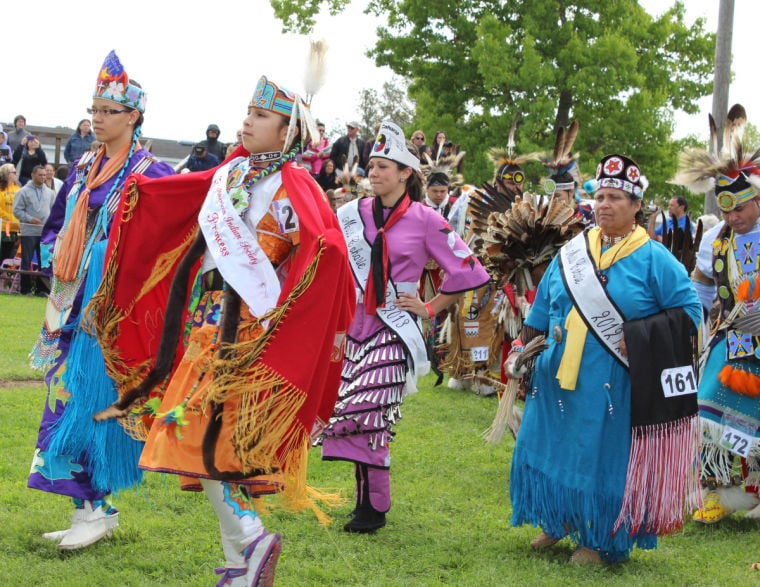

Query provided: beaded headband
[595,154,646,198]
[248,75,319,162]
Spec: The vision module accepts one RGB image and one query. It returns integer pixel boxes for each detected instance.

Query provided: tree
[273,1,715,191]
[357,77,416,138]
[271,0,351,35]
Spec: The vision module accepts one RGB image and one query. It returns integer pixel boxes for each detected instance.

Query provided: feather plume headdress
[334,161,371,201]
[542,120,580,195]
[673,104,760,212]
[488,119,542,188]
[249,40,327,160]
[303,39,328,104]
[421,149,466,189]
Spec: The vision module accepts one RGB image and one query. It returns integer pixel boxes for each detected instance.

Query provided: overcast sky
[4,1,757,145]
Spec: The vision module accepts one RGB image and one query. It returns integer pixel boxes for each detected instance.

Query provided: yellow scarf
[555,226,649,390]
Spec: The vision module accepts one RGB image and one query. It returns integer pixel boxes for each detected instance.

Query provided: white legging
[201,478,264,567]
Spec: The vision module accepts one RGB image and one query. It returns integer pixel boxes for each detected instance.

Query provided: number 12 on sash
[660,365,697,398]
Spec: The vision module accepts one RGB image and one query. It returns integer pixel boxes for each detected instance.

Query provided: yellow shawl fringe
[197,238,343,522]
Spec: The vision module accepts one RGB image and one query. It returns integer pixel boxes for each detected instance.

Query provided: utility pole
[705,0,735,216]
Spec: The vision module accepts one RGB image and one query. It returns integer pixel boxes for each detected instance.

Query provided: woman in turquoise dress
[507,154,702,563]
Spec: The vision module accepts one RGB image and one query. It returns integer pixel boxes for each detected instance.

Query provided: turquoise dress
[509,237,701,561]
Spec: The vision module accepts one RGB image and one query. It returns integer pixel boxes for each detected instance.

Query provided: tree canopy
[273,0,715,194]
[357,78,416,139]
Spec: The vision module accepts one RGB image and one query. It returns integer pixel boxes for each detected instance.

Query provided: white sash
[559,231,628,368]
[198,160,280,318]
[338,199,430,392]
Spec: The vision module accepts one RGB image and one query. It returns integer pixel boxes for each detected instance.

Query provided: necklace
[597,225,637,287]
[226,147,299,216]
[600,223,635,246]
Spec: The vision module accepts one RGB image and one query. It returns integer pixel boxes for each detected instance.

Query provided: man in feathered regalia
[675,104,760,523]
[417,149,467,384]
[441,122,582,405]
[440,122,538,396]
[541,120,594,227]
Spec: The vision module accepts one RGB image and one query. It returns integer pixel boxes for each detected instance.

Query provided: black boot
[348,463,361,517]
[344,464,386,533]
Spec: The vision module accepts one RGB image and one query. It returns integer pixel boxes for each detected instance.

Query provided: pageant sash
[198,161,280,318]
[559,231,628,368]
[338,199,430,385]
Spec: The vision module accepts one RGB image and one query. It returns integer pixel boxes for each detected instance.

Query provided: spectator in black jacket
[193,123,226,161]
[13,135,47,186]
[185,143,220,172]
[330,121,366,173]
[317,159,339,192]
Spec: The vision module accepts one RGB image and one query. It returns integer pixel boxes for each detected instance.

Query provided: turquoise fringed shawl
[46,240,144,493]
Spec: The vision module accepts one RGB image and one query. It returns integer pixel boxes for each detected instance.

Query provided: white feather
[303,38,328,102]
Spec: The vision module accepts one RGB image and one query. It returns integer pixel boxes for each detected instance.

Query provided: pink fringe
[612,415,702,537]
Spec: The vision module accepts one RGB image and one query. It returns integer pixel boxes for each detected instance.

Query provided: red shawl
[91,146,355,452]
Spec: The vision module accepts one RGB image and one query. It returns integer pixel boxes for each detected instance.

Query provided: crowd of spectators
[0,112,455,295]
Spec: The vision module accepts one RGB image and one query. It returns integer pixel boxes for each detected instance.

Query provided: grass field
[0,294,758,586]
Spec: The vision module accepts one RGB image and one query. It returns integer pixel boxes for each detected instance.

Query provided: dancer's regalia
[27,50,174,550]
[93,66,355,585]
[675,104,760,522]
[317,121,490,533]
[418,149,467,383]
[441,121,543,395]
[510,154,703,562]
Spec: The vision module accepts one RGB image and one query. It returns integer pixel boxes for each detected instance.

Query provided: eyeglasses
[413,136,425,141]
[87,107,131,117]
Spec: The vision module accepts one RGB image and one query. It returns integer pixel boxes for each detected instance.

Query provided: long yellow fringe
[202,238,323,432]
[253,437,346,526]
[198,238,344,521]
[209,361,307,472]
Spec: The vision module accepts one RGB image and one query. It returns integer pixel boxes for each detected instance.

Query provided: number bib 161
[660,365,697,398]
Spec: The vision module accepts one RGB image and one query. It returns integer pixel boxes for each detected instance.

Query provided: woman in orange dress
[94,74,353,587]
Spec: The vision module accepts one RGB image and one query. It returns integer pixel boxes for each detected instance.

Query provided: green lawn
[0,295,758,586]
